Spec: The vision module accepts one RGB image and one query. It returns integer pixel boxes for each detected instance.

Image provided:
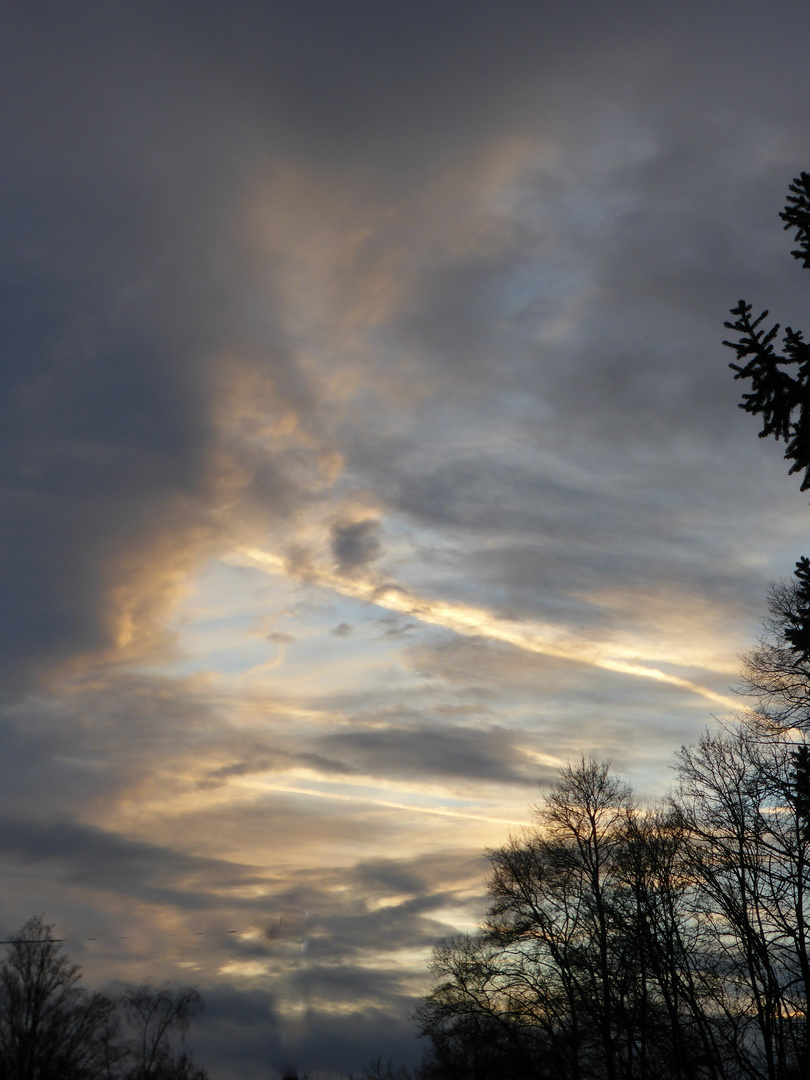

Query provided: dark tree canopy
[725,172,810,493]
[725,173,810,661]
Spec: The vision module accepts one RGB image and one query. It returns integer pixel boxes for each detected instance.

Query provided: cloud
[330,518,383,573]
[316,723,541,785]
[0,815,266,910]
[240,546,741,712]
[0,0,805,700]
[189,984,286,1080]
[0,0,801,708]
[348,849,486,900]
[199,747,359,789]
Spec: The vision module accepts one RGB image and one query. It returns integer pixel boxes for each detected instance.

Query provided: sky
[4,2,810,1076]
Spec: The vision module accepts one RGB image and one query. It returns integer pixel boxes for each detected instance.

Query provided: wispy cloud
[235,547,740,711]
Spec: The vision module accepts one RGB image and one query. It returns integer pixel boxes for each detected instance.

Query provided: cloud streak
[235,547,740,711]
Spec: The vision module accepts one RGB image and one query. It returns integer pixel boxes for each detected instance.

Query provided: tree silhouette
[0,919,209,1080]
[0,915,117,1080]
[120,983,204,1080]
[725,174,810,661]
[417,758,727,1080]
[725,172,810,494]
[417,723,810,1079]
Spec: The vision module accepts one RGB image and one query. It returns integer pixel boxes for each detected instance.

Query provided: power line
[0,930,245,945]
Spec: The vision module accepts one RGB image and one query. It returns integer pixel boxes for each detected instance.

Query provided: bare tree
[418,757,724,1080]
[673,721,810,1080]
[537,757,635,1080]
[418,929,542,1079]
[418,756,766,1080]
[618,807,724,1080]
[0,919,210,1080]
[0,915,118,1080]
[349,1058,414,1080]
[737,580,810,732]
[119,983,205,1080]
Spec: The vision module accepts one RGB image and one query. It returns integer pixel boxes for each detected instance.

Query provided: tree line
[0,915,208,1080]
[415,580,810,1079]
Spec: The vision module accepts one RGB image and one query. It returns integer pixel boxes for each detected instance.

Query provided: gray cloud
[317,723,542,785]
[1,1,809,699]
[330,519,383,574]
[199,747,359,789]
[188,985,285,1080]
[349,850,487,900]
[0,814,269,914]
[0,0,805,699]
